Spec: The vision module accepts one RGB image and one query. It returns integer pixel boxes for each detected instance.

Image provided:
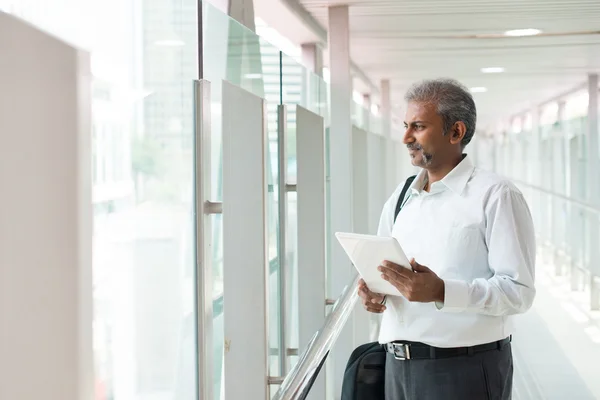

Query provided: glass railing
[202,1,330,397]
[486,118,600,399]
[370,114,383,136]
[273,274,360,400]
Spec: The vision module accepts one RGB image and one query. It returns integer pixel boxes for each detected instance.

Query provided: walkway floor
[513,257,600,399]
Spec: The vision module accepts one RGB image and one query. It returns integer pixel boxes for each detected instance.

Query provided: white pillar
[328,5,354,398]
[363,94,371,131]
[301,43,323,77]
[587,73,600,310]
[528,108,541,243]
[228,0,257,30]
[301,43,324,110]
[381,79,396,192]
[553,101,567,273]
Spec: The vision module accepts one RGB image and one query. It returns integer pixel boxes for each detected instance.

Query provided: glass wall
[0,1,331,398]
[201,1,329,397]
[1,2,200,399]
[492,114,600,399]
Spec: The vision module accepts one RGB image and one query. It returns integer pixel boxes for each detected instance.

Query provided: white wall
[0,12,93,400]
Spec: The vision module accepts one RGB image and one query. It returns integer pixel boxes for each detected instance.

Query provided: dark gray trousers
[384,343,513,400]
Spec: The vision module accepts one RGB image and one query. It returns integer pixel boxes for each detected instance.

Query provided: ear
[449,121,467,145]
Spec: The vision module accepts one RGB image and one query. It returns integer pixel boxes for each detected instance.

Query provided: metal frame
[277,104,290,376]
[194,79,216,400]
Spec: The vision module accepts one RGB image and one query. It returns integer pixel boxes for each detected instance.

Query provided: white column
[352,125,373,350]
[587,73,600,310]
[529,108,542,242]
[301,43,324,110]
[363,92,384,341]
[226,0,265,97]
[363,94,371,132]
[227,0,257,30]
[328,5,354,398]
[0,12,93,400]
[553,101,567,273]
[381,79,396,193]
[301,43,323,77]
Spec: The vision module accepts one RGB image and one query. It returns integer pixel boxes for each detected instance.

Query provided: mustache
[407,143,423,151]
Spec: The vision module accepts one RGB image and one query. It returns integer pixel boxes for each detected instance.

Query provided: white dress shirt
[377,155,536,348]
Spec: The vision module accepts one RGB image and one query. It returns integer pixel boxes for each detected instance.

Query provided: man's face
[403,101,449,168]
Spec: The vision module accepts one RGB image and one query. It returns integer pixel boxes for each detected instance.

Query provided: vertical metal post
[555,101,567,274]
[277,105,289,374]
[587,73,600,310]
[194,79,214,400]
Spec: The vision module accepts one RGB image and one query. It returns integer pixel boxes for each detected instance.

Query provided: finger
[410,259,431,273]
[358,278,366,286]
[381,261,412,278]
[379,265,411,282]
[361,295,385,310]
[380,274,409,297]
[364,302,386,313]
[357,286,371,300]
[370,294,385,304]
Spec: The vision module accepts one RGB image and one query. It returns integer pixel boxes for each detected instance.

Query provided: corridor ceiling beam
[278,0,380,95]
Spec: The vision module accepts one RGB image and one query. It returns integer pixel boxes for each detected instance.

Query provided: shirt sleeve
[438,184,536,316]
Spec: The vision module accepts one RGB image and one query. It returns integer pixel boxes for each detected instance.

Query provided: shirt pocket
[433,221,484,279]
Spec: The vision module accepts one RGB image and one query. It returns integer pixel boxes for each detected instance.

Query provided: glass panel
[352,101,366,129]
[279,50,329,373]
[202,2,283,396]
[91,1,199,399]
[1,2,200,398]
[371,114,383,135]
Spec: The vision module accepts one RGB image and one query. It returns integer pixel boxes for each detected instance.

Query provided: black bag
[340,175,416,400]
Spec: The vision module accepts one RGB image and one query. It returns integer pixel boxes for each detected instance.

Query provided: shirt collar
[409,154,474,196]
[442,154,474,195]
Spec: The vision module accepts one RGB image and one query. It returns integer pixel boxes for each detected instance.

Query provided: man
[358,78,536,400]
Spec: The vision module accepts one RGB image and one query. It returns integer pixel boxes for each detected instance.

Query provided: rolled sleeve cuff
[435,279,469,312]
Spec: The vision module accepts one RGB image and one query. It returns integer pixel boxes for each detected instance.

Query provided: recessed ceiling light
[504,28,541,37]
[154,39,185,47]
[481,67,505,74]
[470,87,488,93]
[244,73,263,80]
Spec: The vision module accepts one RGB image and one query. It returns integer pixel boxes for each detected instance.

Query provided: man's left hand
[378,259,445,303]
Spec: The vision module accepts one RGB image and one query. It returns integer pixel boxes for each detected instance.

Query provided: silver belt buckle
[392,343,411,360]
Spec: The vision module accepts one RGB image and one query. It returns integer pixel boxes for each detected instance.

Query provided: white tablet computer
[335,232,412,296]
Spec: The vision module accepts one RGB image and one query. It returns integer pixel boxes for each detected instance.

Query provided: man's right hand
[357,278,386,313]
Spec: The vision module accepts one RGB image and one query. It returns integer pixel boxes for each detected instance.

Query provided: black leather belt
[384,336,511,360]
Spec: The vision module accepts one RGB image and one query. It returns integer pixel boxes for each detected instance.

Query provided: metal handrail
[272,273,361,400]
[511,178,600,215]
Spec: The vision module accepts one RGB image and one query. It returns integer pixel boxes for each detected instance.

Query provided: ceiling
[256,0,600,131]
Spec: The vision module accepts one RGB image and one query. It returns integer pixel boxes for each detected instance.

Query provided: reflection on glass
[90,0,200,397]
[493,116,600,399]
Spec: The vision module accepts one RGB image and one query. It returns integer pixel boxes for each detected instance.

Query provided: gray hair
[404,78,477,148]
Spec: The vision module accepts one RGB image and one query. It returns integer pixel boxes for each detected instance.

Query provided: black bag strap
[393,175,417,223]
